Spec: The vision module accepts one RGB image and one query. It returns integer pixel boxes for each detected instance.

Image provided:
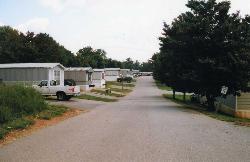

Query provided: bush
[0,85,48,124]
[0,106,12,123]
[0,128,9,139]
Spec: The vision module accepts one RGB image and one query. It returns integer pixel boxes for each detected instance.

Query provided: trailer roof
[104,68,120,71]
[0,63,65,69]
[65,67,93,72]
[94,69,105,72]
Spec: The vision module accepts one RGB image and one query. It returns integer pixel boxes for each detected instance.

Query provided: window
[39,81,48,87]
[54,70,60,85]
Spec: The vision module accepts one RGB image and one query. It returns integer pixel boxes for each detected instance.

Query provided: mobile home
[93,69,106,88]
[120,69,131,77]
[64,67,94,91]
[0,63,65,86]
[215,93,250,119]
[104,68,120,81]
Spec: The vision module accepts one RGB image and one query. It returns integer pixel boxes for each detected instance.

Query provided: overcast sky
[0,0,250,62]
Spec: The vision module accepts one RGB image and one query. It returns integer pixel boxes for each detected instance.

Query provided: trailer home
[104,68,120,81]
[0,63,65,86]
[93,69,105,88]
[120,69,131,77]
[64,67,94,91]
[215,93,250,119]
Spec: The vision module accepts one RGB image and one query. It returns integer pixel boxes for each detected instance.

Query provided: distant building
[64,67,94,91]
[0,63,65,86]
[120,69,130,77]
[93,69,106,88]
[104,68,120,81]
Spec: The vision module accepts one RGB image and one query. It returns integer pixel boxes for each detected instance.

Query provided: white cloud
[39,0,87,13]
[15,18,49,33]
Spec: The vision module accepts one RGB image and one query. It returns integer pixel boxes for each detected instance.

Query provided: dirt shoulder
[0,108,87,147]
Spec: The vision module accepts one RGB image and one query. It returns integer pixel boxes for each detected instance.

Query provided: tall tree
[156,0,250,111]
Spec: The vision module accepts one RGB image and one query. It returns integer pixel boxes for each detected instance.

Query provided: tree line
[152,0,250,111]
[0,26,152,71]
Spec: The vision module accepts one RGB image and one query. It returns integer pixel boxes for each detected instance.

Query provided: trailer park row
[0,63,141,91]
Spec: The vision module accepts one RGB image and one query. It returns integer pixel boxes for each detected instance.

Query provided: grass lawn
[163,94,250,125]
[106,81,135,88]
[109,87,132,93]
[0,105,68,139]
[91,89,125,97]
[77,94,118,102]
[106,81,134,94]
[155,80,172,91]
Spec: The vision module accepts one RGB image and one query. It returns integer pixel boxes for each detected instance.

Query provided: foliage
[155,80,172,91]
[163,94,191,103]
[0,26,144,71]
[0,85,48,123]
[76,47,107,68]
[153,0,250,111]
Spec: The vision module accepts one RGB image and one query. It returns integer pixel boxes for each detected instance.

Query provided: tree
[76,46,107,68]
[0,26,22,63]
[156,0,250,111]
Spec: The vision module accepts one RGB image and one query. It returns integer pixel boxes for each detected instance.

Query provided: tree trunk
[173,89,176,99]
[183,92,186,102]
[206,95,215,111]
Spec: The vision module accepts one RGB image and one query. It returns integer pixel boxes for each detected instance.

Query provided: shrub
[0,106,12,123]
[0,128,9,139]
[0,85,48,124]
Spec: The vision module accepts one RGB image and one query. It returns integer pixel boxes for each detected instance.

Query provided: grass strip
[91,89,125,97]
[106,81,135,87]
[77,94,118,102]
[0,105,68,139]
[163,94,250,124]
[155,80,172,91]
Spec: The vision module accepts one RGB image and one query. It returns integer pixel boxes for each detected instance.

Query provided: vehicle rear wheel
[57,92,66,101]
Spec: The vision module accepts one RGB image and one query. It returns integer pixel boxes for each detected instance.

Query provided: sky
[0,0,250,62]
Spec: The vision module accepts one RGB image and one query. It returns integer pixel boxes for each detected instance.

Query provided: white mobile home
[0,63,65,86]
[104,68,120,81]
[215,93,250,119]
[132,69,140,76]
[93,69,105,88]
[64,67,94,91]
[120,69,131,77]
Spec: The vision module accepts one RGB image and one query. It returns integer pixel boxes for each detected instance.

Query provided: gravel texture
[0,76,250,162]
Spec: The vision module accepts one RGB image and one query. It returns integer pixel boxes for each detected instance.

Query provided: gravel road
[0,76,250,162]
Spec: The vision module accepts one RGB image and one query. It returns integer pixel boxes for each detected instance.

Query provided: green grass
[91,89,125,97]
[106,81,135,87]
[155,80,172,91]
[0,118,34,139]
[163,94,191,102]
[77,94,118,102]
[37,105,68,120]
[0,84,48,124]
[163,94,250,124]
[0,105,69,139]
[108,87,132,93]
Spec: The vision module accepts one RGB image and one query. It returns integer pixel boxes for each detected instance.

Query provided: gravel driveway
[0,76,250,162]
